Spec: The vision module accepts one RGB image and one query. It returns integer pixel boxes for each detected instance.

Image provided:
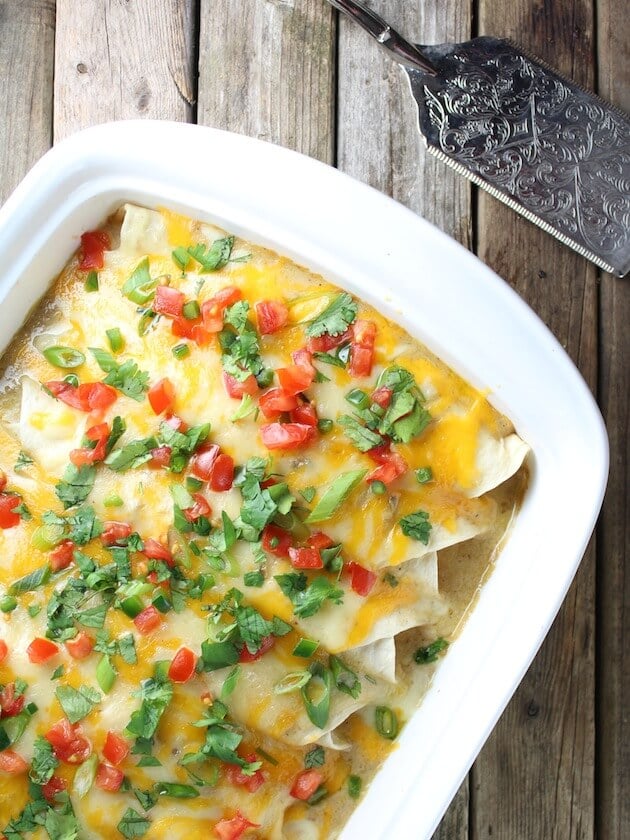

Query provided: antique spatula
[328,0,630,277]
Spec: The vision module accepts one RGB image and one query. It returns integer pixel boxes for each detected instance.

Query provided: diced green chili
[0,595,17,613]
[96,655,117,693]
[182,301,200,321]
[274,671,312,695]
[84,271,99,292]
[172,343,190,360]
[370,480,387,495]
[345,389,370,409]
[292,638,319,658]
[106,328,125,354]
[415,466,433,484]
[42,346,85,369]
[374,705,399,740]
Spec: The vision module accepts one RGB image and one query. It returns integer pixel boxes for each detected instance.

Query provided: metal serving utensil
[328,0,630,277]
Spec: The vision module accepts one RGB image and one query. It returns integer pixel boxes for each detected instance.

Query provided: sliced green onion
[73,753,98,797]
[170,484,194,510]
[63,373,79,387]
[96,655,117,693]
[301,662,332,729]
[415,466,433,484]
[106,328,125,354]
[172,247,191,272]
[172,343,190,360]
[182,300,200,320]
[317,418,333,434]
[256,747,278,766]
[274,671,312,695]
[375,705,399,740]
[185,476,203,493]
[152,593,172,614]
[31,523,66,551]
[329,655,361,699]
[370,480,387,495]
[300,486,316,503]
[307,785,328,806]
[8,565,51,595]
[347,774,362,799]
[119,595,144,618]
[200,640,240,672]
[155,782,199,799]
[0,595,17,613]
[27,604,41,618]
[138,308,158,336]
[85,271,99,292]
[42,346,86,369]
[345,388,369,409]
[221,665,240,699]
[104,493,124,508]
[292,638,319,658]
[306,469,367,524]
[122,258,157,304]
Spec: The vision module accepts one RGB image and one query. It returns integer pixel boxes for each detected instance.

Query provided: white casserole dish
[0,121,608,839]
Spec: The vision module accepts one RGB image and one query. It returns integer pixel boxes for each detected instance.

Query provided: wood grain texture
[0,0,55,203]
[197,0,335,163]
[53,0,197,140]
[596,0,630,836]
[472,1,598,838]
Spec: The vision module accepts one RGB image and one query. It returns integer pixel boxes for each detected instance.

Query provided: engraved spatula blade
[329,1,630,277]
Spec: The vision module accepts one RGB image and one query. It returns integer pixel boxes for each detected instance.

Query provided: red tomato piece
[348,345,373,378]
[78,230,110,271]
[183,492,212,522]
[171,316,198,339]
[261,524,292,558]
[150,445,172,468]
[103,731,130,766]
[292,347,316,373]
[347,561,378,596]
[148,378,175,415]
[0,494,21,529]
[289,402,318,427]
[260,423,315,451]
[70,422,110,466]
[153,285,185,318]
[255,300,289,334]
[366,442,391,464]
[202,286,243,332]
[259,388,298,419]
[0,683,25,718]
[366,450,407,485]
[65,631,94,661]
[45,719,92,764]
[142,538,173,564]
[276,364,314,395]
[214,812,259,840]
[190,323,213,346]
[290,769,324,800]
[239,635,275,663]
[223,372,258,399]
[46,381,118,413]
[288,547,323,570]
[226,754,266,793]
[190,444,220,480]
[352,319,377,347]
[168,647,197,683]
[371,386,392,408]
[209,454,234,492]
[306,328,352,354]
[0,640,7,663]
[307,532,335,550]
[42,775,67,803]
[49,540,75,572]
[133,605,161,635]
[0,749,28,774]
[101,521,133,546]
[27,637,59,664]
[95,762,124,792]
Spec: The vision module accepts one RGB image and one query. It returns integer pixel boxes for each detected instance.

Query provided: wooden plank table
[1,1,627,836]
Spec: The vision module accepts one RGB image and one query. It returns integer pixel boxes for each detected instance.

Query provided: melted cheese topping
[0,204,528,839]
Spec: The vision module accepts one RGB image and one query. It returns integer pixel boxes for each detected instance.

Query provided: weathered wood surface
[0,1,627,838]
[596,0,630,837]
[0,0,55,203]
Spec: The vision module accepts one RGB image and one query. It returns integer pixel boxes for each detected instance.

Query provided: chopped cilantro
[187,237,234,272]
[305,469,367,523]
[126,674,173,740]
[14,451,34,471]
[305,292,358,338]
[121,258,158,305]
[29,735,59,785]
[55,684,101,724]
[338,415,382,452]
[55,464,96,509]
[399,510,432,544]
[117,808,151,839]
[275,573,344,618]
[90,348,149,401]
[415,637,449,664]
[304,745,325,769]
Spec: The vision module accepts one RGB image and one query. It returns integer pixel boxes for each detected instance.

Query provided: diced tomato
[366,442,391,463]
[306,328,352,354]
[0,640,7,663]
[202,286,243,332]
[371,386,392,408]
[349,320,377,378]
[0,749,28,774]
[223,372,258,399]
[154,285,185,318]
[65,631,94,661]
[0,683,25,718]
[171,316,197,339]
[259,388,298,419]
[307,532,335,550]
[290,769,324,800]
[214,812,259,840]
[292,347,316,373]
[288,547,323,570]
[168,647,197,683]
[103,731,130,766]
[70,422,110,466]
[226,754,266,792]
[289,402,318,427]
[261,524,292,558]
[95,762,124,792]
[150,445,172,468]
[148,378,175,415]
[45,719,92,764]
[353,319,377,347]
[101,521,133,546]
[142,538,173,564]
[255,300,288,335]
[165,414,188,432]
[347,561,377,596]
[209,454,234,492]
[276,364,314,395]
[183,492,211,522]
[366,450,407,485]
[42,775,67,803]
[27,637,59,664]
[260,423,315,451]
[239,635,275,663]
[133,605,161,635]
[190,444,220,480]
[190,323,213,346]
[46,380,117,413]
[0,494,21,529]
[49,540,75,571]
[78,230,110,271]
